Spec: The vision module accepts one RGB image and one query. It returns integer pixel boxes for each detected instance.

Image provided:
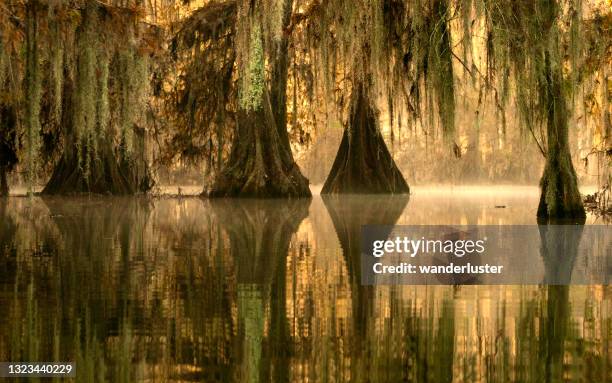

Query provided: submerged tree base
[537,157,586,222]
[322,85,409,194]
[207,104,311,198]
[42,143,136,195]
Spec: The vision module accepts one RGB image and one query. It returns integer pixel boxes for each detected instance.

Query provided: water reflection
[0,190,608,382]
[322,195,408,346]
[538,224,584,285]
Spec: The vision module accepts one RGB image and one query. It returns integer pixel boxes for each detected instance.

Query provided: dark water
[0,187,609,382]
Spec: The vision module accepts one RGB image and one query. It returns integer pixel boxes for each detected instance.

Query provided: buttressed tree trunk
[42,74,134,195]
[208,90,310,198]
[207,3,310,198]
[537,52,585,221]
[322,83,410,194]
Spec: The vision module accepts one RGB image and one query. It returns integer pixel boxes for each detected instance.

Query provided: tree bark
[207,89,310,198]
[270,0,294,150]
[42,71,137,195]
[119,125,155,193]
[537,52,585,221]
[0,103,18,197]
[43,141,135,195]
[322,83,410,194]
[206,0,310,198]
[0,168,8,197]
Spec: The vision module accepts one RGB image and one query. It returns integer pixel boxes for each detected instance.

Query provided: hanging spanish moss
[73,2,99,178]
[0,39,7,91]
[24,1,42,195]
[480,0,589,220]
[41,1,154,195]
[118,37,149,156]
[48,4,63,126]
[207,0,311,198]
[237,19,265,111]
[97,52,110,141]
[0,0,607,214]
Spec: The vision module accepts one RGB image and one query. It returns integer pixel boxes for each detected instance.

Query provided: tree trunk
[207,0,310,198]
[207,89,310,197]
[42,72,137,195]
[119,125,155,193]
[0,167,7,197]
[537,52,585,221]
[0,103,18,197]
[322,83,410,194]
[270,0,293,151]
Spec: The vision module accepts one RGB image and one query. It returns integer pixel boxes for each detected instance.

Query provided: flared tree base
[537,156,586,223]
[42,144,135,195]
[209,164,311,198]
[206,109,311,198]
[322,85,409,195]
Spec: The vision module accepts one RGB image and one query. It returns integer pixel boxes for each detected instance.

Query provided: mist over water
[0,186,609,382]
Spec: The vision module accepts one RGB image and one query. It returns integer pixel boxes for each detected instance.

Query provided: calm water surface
[0,186,609,382]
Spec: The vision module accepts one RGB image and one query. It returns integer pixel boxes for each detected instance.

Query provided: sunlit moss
[97,53,110,146]
[239,22,265,111]
[263,0,284,42]
[24,5,42,196]
[74,3,99,178]
[49,11,63,126]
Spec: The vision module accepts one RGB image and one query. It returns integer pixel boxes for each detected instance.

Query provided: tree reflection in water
[0,196,608,382]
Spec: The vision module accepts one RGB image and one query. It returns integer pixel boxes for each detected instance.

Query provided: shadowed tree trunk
[270,0,293,149]
[0,103,18,197]
[536,44,585,222]
[43,142,135,195]
[42,73,135,195]
[322,83,410,194]
[0,161,9,197]
[120,125,155,193]
[208,90,310,198]
[207,0,310,198]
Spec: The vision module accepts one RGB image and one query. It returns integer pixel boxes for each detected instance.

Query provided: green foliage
[119,45,149,154]
[239,22,265,111]
[3,0,154,191]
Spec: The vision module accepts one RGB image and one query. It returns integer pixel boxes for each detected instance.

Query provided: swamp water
[0,186,609,382]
